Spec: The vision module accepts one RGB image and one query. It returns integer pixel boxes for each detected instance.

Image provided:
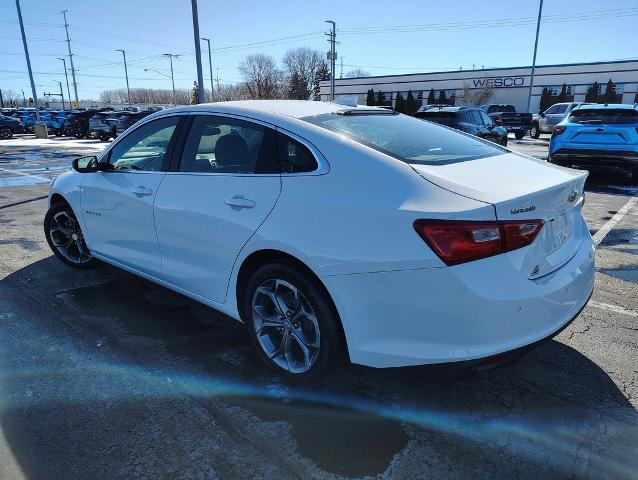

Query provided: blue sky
[2,0,637,100]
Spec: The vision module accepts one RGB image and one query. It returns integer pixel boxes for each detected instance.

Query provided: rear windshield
[302,111,504,165]
[567,109,638,125]
[487,105,515,113]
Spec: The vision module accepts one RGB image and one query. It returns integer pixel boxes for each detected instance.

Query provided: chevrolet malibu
[44,100,595,382]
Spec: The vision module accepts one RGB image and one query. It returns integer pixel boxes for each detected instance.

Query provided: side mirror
[72,155,98,173]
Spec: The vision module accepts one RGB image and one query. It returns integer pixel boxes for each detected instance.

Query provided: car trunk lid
[411,152,588,278]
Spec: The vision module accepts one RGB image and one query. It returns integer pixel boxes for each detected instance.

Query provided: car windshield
[567,109,638,125]
[302,111,504,165]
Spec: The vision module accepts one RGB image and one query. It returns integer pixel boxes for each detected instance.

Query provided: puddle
[227,395,408,478]
[601,268,638,283]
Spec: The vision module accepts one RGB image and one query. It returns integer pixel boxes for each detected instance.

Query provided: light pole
[325,20,336,101]
[116,49,131,105]
[526,0,544,113]
[57,57,72,110]
[15,0,42,126]
[55,81,65,110]
[144,67,175,105]
[21,89,26,107]
[61,10,79,105]
[200,37,214,102]
[161,54,178,105]
[190,0,205,104]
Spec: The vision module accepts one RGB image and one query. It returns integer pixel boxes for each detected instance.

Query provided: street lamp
[57,57,72,110]
[54,80,65,110]
[144,67,175,105]
[200,37,214,102]
[116,49,131,105]
[162,53,178,105]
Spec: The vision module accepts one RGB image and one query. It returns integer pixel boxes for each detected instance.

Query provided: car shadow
[1,258,637,479]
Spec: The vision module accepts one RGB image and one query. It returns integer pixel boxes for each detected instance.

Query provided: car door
[154,114,282,304]
[80,115,182,276]
[478,111,501,143]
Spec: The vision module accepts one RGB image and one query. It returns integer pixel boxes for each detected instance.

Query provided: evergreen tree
[405,90,416,114]
[191,81,200,104]
[558,83,567,103]
[585,82,599,103]
[288,72,307,99]
[603,79,615,103]
[377,90,385,106]
[439,90,447,105]
[540,87,551,111]
[312,61,331,101]
[366,89,376,106]
[427,88,435,105]
[395,92,405,113]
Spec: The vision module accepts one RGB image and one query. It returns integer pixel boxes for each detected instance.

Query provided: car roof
[573,103,637,111]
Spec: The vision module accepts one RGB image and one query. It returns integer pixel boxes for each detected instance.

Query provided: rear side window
[303,111,504,165]
[567,109,638,125]
[277,132,318,173]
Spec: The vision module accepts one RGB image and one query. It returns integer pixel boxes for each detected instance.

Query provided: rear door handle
[131,186,153,196]
[224,195,255,209]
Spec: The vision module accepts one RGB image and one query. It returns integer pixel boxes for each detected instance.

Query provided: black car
[102,111,137,139]
[88,111,117,141]
[413,106,509,146]
[63,110,99,138]
[114,111,154,137]
[0,114,25,139]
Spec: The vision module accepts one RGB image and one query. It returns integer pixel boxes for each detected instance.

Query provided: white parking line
[592,194,638,246]
[588,300,638,317]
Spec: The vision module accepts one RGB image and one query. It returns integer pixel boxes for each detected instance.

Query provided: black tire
[243,261,345,383]
[501,136,508,147]
[632,169,638,184]
[44,201,97,269]
[530,123,540,139]
[0,127,13,140]
[514,130,525,140]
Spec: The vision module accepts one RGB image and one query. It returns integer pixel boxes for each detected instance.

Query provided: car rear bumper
[322,219,595,368]
[550,148,638,168]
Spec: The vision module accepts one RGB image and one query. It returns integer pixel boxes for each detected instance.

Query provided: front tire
[501,136,508,147]
[530,124,540,139]
[514,130,525,140]
[243,261,345,383]
[44,202,96,268]
[0,127,13,140]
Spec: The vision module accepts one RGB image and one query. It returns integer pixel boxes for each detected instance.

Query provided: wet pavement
[0,134,637,479]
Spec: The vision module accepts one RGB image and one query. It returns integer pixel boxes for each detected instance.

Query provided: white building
[320,60,638,113]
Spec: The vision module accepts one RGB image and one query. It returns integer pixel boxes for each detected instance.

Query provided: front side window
[179,116,275,174]
[303,111,504,165]
[109,116,180,172]
[479,111,494,127]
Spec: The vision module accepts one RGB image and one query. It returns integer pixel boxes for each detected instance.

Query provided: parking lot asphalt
[0,133,637,479]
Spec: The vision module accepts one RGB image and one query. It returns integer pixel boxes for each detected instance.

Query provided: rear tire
[514,131,525,140]
[501,136,508,147]
[44,201,96,269]
[530,124,540,139]
[0,127,13,139]
[243,261,345,383]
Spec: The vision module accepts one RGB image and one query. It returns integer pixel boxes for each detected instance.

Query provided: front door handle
[224,195,256,209]
[131,186,153,196]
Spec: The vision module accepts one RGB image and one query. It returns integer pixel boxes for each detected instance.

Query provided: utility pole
[216,68,220,90]
[61,10,79,106]
[161,54,178,105]
[55,81,65,110]
[15,0,41,123]
[340,56,343,79]
[200,37,214,102]
[116,49,131,105]
[190,0,205,104]
[57,57,71,110]
[21,89,26,107]
[325,20,336,100]
[527,0,543,113]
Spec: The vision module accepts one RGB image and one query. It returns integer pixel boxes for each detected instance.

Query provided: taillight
[413,219,544,266]
[552,125,566,137]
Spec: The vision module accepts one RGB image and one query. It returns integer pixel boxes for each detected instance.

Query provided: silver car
[531,102,589,138]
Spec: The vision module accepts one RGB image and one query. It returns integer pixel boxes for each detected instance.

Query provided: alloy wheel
[0,127,12,139]
[251,278,320,374]
[48,210,92,264]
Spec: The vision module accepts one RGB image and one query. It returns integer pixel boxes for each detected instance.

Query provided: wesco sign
[472,77,526,88]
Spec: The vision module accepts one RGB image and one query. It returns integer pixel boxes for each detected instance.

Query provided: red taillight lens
[413,219,544,266]
[552,125,566,137]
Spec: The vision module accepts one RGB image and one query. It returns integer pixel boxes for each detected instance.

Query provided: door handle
[224,195,256,209]
[131,186,153,196]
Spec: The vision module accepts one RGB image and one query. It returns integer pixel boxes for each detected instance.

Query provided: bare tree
[344,68,370,78]
[214,83,251,101]
[238,54,284,99]
[461,81,493,106]
[1,89,23,107]
[282,47,323,100]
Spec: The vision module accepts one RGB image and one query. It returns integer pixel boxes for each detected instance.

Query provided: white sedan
[45,100,595,382]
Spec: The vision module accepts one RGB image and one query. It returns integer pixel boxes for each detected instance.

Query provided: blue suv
[549,104,638,181]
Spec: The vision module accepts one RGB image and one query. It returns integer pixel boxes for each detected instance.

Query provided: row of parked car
[0,107,161,141]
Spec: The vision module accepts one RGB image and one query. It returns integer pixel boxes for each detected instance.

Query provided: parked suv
[414,106,508,146]
[89,111,116,141]
[549,104,638,181]
[63,110,99,138]
[0,114,25,139]
[531,102,589,138]
[114,111,153,137]
[103,111,135,139]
